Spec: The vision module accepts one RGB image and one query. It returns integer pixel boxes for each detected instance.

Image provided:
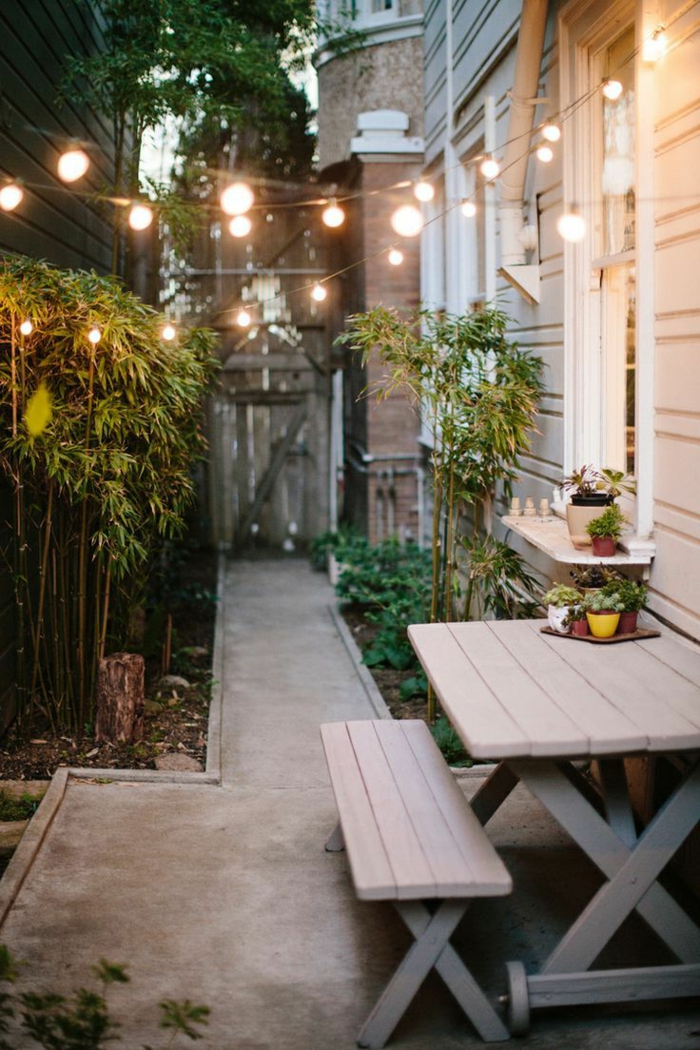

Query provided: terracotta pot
[571,619,589,637]
[586,610,621,638]
[618,610,638,635]
[591,535,617,557]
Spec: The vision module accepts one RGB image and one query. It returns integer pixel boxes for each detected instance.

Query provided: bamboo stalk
[76,346,97,729]
[30,478,54,705]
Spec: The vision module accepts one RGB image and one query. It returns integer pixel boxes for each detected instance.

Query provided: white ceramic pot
[547,605,571,634]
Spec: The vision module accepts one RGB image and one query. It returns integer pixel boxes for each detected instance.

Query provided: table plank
[347,721,437,899]
[635,633,700,689]
[408,623,530,759]
[320,722,397,900]
[484,620,646,756]
[447,622,589,757]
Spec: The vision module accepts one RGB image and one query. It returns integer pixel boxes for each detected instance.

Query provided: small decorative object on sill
[538,498,551,518]
[510,496,522,517]
[523,496,537,518]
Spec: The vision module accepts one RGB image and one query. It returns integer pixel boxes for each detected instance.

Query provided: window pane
[603,262,636,473]
[602,27,636,256]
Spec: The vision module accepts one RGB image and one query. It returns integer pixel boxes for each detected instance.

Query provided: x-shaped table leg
[507,757,700,974]
[357,898,510,1048]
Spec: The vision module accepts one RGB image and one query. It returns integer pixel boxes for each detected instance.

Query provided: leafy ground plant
[0,947,209,1049]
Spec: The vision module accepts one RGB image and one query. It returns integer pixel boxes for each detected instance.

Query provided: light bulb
[480,156,500,180]
[414,181,434,203]
[220,182,254,216]
[602,78,623,101]
[58,148,90,183]
[161,324,177,341]
[311,283,327,302]
[557,208,586,243]
[536,144,554,163]
[128,204,154,230]
[390,205,423,238]
[460,200,477,218]
[229,215,252,238]
[0,182,23,211]
[642,29,667,63]
[236,309,251,327]
[20,320,33,336]
[322,200,345,228]
[542,122,561,143]
[87,326,102,345]
[388,249,404,266]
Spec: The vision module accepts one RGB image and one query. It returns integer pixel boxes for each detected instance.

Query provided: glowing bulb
[460,200,477,218]
[390,205,423,238]
[311,283,327,302]
[236,309,251,327]
[414,181,434,203]
[58,148,90,182]
[642,30,667,62]
[536,144,554,163]
[128,204,154,230]
[229,215,252,237]
[161,324,177,341]
[602,78,623,101]
[322,200,345,228]
[542,122,561,143]
[480,156,500,180]
[87,326,102,345]
[0,182,23,211]
[388,249,404,266]
[557,208,586,243]
[220,182,254,216]
[20,320,33,336]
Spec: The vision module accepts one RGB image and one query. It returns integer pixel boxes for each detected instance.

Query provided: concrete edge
[204,553,226,779]
[327,602,393,720]
[67,768,220,785]
[0,767,69,928]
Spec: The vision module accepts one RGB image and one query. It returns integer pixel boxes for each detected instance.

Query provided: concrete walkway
[0,559,697,1049]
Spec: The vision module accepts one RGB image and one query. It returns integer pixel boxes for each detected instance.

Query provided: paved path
[0,559,697,1049]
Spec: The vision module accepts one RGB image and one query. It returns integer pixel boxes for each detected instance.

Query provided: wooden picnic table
[408,618,700,1032]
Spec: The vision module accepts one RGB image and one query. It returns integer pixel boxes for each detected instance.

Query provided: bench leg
[357,899,510,1048]
[325,821,345,852]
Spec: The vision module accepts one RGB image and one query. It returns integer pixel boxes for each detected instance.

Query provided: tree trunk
[95,653,145,744]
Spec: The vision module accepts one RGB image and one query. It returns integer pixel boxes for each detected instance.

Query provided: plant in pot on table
[585,503,628,557]
[605,578,648,634]
[564,599,590,637]
[585,588,625,638]
[543,584,583,634]
[560,465,635,549]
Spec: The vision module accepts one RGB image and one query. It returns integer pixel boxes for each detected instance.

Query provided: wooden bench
[320,719,512,1048]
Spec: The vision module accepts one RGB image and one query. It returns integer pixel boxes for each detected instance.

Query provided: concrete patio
[0,558,697,1049]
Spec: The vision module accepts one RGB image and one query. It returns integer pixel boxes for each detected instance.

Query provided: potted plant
[560,465,635,549]
[609,578,648,634]
[569,564,624,593]
[543,584,583,634]
[585,504,628,556]
[586,588,625,638]
[564,599,589,637]
[598,468,636,500]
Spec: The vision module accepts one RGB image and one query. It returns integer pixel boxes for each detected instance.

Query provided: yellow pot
[586,611,621,638]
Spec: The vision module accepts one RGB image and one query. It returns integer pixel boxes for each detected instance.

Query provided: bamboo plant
[0,254,219,736]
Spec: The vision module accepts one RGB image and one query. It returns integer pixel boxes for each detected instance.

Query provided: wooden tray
[540,625,661,644]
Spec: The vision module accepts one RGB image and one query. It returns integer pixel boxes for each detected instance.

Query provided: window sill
[501,514,655,570]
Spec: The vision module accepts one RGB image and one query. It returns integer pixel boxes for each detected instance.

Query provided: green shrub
[430,716,472,768]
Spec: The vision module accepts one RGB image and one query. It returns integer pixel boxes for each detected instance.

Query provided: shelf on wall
[501,514,655,571]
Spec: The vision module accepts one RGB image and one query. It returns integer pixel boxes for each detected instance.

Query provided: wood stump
[95,652,145,744]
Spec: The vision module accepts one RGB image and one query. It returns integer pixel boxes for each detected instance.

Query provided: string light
[128,203,154,230]
[388,248,404,266]
[161,323,177,341]
[57,148,90,183]
[19,320,33,336]
[642,27,667,63]
[322,199,345,228]
[541,122,561,143]
[480,156,500,180]
[229,215,252,238]
[414,181,434,203]
[87,326,102,344]
[536,144,554,163]
[602,78,624,101]
[221,182,254,216]
[236,308,252,327]
[391,205,423,238]
[460,200,477,218]
[557,205,586,243]
[0,182,24,211]
[311,282,327,302]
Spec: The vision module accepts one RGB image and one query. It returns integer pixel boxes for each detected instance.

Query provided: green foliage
[568,564,623,589]
[430,717,472,768]
[0,255,219,733]
[586,589,625,613]
[0,947,209,1049]
[399,673,427,703]
[560,464,635,500]
[0,791,43,822]
[585,503,628,540]
[335,537,432,611]
[602,578,647,611]
[309,525,365,572]
[542,584,583,608]
[461,535,541,621]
